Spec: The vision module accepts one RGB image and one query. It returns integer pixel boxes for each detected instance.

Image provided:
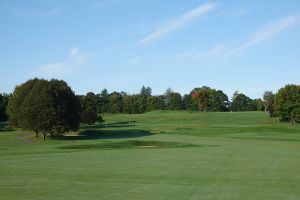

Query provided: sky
[1,0,300,98]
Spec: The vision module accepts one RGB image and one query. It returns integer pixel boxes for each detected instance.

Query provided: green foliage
[263,91,275,117]
[77,86,230,113]
[123,95,137,114]
[0,93,10,121]
[108,92,124,113]
[275,84,300,124]
[183,94,197,111]
[140,85,152,98]
[166,92,182,110]
[7,78,41,128]
[81,110,98,124]
[254,98,265,111]
[135,95,147,113]
[191,86,228,111]
[146,95,165,111]
[7,78,80,139]
[230,91,256,111]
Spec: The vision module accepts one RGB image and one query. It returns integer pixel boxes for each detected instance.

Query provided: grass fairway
[1,111,300,200]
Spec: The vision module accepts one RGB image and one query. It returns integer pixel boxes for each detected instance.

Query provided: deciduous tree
[275,85,300,124]
[7,78,80,140]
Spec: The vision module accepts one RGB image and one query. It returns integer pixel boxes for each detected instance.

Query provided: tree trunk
[43,133,46,140]
[35,132,39,137]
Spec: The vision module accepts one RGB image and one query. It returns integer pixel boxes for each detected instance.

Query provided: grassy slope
[1,111,300,200]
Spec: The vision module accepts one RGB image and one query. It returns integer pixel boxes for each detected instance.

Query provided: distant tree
[101,89,108,97]
[191,87,228,112]
[135,86,152,113]
[0,93,10,121]
[131,100,140,114]
[146,96,156,111]
[167,92,183,110]
[230,91,256,111]
[254,98,265,111]
[210,90,229,111]
[109,92,124,113]
[135,95,147,113]
[263,91,275,117]
[123,95,137,114]
[275,85,300,124]
[81,110,97,124]
[140,86,152,98]
[164,88,173,109]
[191,87,211,111]
[164,88,173,96]
[79,92,102,113]
[146,95,165,111]
[183,94,197,111]
[7,78,80,140]
[100,89,110,113]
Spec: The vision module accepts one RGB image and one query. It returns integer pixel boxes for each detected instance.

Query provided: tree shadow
[55,129,152,140]
[59,140,214,150]
[0,122,14,132]
[80,121,137,129]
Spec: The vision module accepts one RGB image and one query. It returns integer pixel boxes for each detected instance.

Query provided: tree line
[77,86,267,115]
[0,78,299,140]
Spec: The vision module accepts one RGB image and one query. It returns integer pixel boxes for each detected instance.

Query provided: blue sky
[1,0,300,98]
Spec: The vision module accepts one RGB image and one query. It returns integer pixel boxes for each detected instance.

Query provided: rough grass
[1,111,300,200]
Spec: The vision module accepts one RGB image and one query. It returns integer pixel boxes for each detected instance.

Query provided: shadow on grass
[80,121,137,129]
[0,122,14,132]
[59,140,219,150]
[55,129,152,140]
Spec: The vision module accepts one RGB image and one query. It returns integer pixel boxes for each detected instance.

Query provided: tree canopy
[230,91,256,111]
[275,85,300,124]
[191,86,229,112]
[7,78,80,140]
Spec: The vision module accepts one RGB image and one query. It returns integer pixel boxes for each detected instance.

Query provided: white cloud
[137,3,216,46]
[37,47,92,78]
[176,15,299,60]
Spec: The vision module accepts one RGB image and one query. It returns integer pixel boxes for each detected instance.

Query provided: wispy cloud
[138,3,216,46]
[176,15,299,60]
[222,15,299,58]
[38,62,67,77]
[8,6,63,18]
[37,47,92,78]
